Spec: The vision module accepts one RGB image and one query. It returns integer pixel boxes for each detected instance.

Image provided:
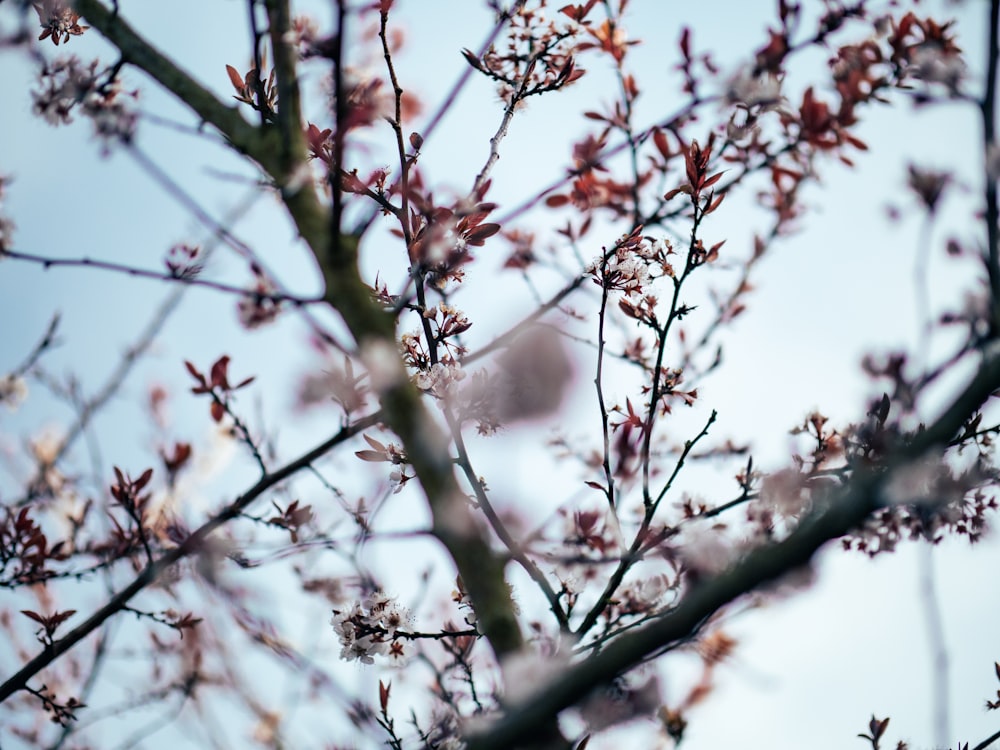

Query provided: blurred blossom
[910,44,965,93]
[0,375,28,412]
[759,467,810,518]
[501,644,571,704]
[495,326,573,421]
[32,56,137,152]
[725,69,783,109]
[580,675,662,732]
[360,339,406,391]
[679,520,734,577]
[236,268,281,330]
[883,456,951,505]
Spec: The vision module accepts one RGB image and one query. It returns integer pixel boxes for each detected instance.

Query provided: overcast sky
[2,2,999,749]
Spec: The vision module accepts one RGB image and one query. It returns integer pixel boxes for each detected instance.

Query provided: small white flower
[414,362,466,399]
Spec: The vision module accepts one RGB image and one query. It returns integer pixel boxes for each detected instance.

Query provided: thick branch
[73,0,278,174]
[467,352,1000,748]
[263,0,307,170]
[320,236,523,655]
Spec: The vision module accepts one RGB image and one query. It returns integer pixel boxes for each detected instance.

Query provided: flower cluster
[464,2,585,106]
[32,56,137,151]
[588,229,677,326]
[331,591,412,664]
[33,1,88,46]
[413,361,466,400]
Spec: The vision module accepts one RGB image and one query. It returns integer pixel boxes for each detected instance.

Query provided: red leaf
[184,360,204,382]
[379,680,391,712]
[653,128,672,160]
[50,609,76,627]
[704,192,726,214]
[355,450,388,462]
[20,610,45,625]
[225,64,245,91]
[135,468,154,491]
[364,434,387,452]
[210,356,231,389]
[461,48,482,71]
[702,171,724,190]
[465,223,501,245]
[210,401,225,423]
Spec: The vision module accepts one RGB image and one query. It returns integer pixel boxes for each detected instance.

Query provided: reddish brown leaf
[465,223,501,245]
[225,64,244,91]
[20,610,45,625]
[461,48,482,71]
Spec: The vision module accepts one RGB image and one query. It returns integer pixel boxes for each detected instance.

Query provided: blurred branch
[0,411,381,704]
[2,248,322,304]
[7,313,60,376]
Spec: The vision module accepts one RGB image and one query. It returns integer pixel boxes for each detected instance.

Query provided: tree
[1,0,999,747]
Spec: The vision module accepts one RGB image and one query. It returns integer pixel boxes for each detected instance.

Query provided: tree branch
[73,0,277,173]
[466,351,1000,748]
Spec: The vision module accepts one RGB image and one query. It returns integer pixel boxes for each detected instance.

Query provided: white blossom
[331,593,412,665]
[414,361,466,399]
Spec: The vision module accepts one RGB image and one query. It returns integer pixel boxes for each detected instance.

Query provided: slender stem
[444,408,569,630]
[595,255,616,508]
[379,5,412,246]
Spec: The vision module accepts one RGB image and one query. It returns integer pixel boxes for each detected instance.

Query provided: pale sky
[1,1,998,749]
